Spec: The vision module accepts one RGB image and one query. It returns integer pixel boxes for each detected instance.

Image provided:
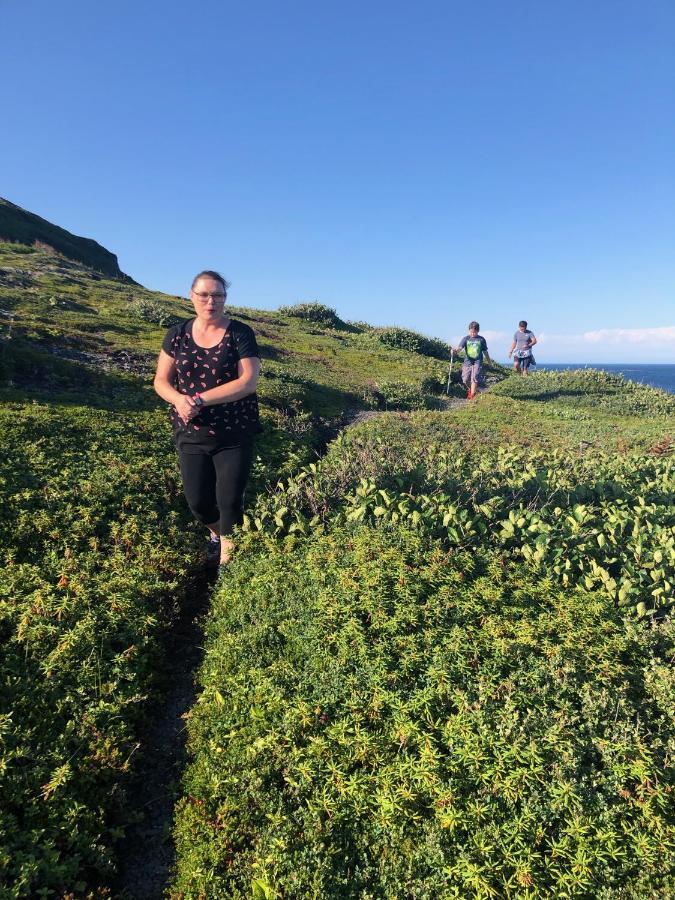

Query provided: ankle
[220,537,234,565]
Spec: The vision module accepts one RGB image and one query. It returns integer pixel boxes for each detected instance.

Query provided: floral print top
[161,318,261,453]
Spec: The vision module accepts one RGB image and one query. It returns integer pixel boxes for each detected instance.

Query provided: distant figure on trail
[508,320,537,374]
[153,271,262,570]
[458,321,491,399]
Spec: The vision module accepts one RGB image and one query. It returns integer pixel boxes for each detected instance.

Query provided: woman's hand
[174,394,199,425]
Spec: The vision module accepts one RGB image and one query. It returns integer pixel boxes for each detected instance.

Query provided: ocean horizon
[506,362,675,395]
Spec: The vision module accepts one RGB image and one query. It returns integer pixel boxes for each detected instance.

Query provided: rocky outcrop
[0,197,134,281]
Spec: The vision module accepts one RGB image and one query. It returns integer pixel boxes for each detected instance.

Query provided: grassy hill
[0,198,131,280]
[0,230,501,897]
[175,376,674,899]
[0,223,673,898]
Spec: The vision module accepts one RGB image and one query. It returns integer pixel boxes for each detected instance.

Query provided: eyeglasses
[192,291,226,302]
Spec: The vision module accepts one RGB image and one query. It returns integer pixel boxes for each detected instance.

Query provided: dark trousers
[178,442,255,536]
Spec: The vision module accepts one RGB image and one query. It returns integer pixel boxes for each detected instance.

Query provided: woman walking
[154,270,261,568]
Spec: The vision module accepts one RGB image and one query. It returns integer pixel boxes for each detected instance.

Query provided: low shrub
[244,428,675,617]
[375,326,451,360]
[128,297,180,327]
[0,403,195,896]
[376,379,425,410]
[492,368,675,418]
[278,302,347,330]
[173,527,675,898]
[420,371,447,395]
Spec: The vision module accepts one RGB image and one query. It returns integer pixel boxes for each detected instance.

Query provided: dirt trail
[112,397,472,896]
[113,571,214,899]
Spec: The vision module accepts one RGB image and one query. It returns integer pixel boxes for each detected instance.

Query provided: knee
[218,485,245,514]
[184,490,217,525]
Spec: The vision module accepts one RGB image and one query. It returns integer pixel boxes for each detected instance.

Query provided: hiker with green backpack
[458,321,491,399]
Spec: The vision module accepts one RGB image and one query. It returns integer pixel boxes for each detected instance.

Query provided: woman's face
[190,277,227,321]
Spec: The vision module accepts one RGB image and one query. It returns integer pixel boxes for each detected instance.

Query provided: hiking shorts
[462,359,485,391]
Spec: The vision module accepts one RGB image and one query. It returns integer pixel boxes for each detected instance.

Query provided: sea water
[529,363,675,395]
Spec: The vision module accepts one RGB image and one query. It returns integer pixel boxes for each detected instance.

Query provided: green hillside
[0,232,497,897]
[175,376,674,899]
[0,198,131,280]
[0,226,673,898]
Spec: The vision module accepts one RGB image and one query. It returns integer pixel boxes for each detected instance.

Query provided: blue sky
[3,0,674,362]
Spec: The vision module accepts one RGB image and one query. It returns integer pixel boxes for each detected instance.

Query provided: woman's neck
[194,314,229,333]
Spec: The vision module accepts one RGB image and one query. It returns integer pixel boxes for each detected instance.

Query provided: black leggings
[178,443,255,536]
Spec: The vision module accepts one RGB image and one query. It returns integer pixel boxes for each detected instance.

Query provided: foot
[218,537,235,571]
[204,534,221,568]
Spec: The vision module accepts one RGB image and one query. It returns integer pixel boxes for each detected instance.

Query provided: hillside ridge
[0,197,133,281]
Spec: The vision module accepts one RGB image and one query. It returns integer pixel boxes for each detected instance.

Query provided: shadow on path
[113,568,216,899]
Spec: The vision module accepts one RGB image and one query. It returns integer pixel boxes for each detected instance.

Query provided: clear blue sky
[3,0,674,362]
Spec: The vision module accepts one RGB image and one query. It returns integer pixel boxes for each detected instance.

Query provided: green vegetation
[174,530,674,898]
[374,325,451,360]
[174,371,674,897]
[0,198,129,280]
[0,240,490,421]
[0,232,478,895]
[277,302,349,330]
[0,403,195,895]
[1,226,673,897]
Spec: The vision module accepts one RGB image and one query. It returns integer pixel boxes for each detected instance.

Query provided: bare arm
[154,350,182,405]
[508,340,516,358]
[200,357,261,405]
[529,334,537,347]
[153,350,197,423]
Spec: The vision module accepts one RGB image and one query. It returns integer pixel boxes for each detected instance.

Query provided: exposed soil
[43,344,155,376]
[112,568,216,899]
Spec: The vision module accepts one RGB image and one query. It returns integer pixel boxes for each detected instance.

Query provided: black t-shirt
[161,317,261,453]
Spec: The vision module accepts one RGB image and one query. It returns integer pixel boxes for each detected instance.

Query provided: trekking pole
[446,348,454,394]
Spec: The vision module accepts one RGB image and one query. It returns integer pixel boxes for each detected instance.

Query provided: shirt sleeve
[481,337,489,352]
[458,336,467,350]
[161,325,180,357]
[233,322,260,359]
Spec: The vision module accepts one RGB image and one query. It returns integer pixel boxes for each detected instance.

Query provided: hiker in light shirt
[508,320,537,374]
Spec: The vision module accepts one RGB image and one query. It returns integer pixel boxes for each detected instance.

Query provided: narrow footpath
[112,395,470,897]
[113,571,214,899]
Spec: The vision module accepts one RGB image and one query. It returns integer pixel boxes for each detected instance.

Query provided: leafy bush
[420,371,447,395]
[0,403,195,895]
[128,296,180,327]
[173,527,675,897]
[375,326,451,360]
[355,381,382,408]
[376,379,425,410]
[492,368,675,418]
[244,430,675,617]
[278,302,347,330]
